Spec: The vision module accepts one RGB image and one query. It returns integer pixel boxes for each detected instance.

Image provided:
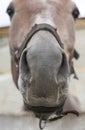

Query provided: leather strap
[10,23,64,62]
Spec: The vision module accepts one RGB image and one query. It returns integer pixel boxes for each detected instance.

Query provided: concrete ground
[0,29,85,130]
[0,113,85,130]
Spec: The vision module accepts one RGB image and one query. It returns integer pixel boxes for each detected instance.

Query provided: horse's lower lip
[24,103,57,113]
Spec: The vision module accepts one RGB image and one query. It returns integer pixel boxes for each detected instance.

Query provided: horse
[7,0,80,129]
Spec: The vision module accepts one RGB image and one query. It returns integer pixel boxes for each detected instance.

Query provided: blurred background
[0,0,85,130]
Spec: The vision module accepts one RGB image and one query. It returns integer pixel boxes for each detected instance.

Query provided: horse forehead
[13,0,58,4]
[12,0,71,9]
[12,0,75,16]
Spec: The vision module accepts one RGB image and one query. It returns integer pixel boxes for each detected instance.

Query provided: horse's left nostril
[57,52,69,83]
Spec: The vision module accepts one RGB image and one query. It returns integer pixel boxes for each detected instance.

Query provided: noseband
[11,23,64,63]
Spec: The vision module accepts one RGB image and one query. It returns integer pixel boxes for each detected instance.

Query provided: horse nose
[18,30,69,108]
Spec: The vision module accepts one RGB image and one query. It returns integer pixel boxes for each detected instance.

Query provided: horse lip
[24,103,57,114]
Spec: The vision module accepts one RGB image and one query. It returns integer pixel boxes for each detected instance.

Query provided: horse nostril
[19,49,31,87]
[57,52,69,83]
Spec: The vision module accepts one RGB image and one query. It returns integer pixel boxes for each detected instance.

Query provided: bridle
[10,23,64,65]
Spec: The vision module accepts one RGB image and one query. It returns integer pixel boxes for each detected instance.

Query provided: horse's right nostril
[19,49,31,87]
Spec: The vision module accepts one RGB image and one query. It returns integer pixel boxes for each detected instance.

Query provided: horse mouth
[24,97,65,115]
[24,104,57,113]
[24,102,64,129]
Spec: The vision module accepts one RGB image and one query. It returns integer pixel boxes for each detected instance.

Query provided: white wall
[0,0,11,28]
[0,0,85,28]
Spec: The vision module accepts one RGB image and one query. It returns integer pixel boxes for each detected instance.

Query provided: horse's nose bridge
[35,13,55,27]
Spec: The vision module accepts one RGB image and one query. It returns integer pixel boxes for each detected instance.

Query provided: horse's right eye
[7,4,15,19]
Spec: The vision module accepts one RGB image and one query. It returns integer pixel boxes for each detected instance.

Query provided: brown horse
[7,0,80,128]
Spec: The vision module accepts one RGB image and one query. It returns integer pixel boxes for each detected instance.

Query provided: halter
[10,23,64,63]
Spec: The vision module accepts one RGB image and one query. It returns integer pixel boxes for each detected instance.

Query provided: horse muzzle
[17,24,69,112]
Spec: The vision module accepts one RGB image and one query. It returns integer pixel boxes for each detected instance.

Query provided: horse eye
[7,5,15,18]
[72,7,80,19]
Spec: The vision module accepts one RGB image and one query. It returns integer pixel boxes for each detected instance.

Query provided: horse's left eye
[72,7,80,19]
[7,5,15,19]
